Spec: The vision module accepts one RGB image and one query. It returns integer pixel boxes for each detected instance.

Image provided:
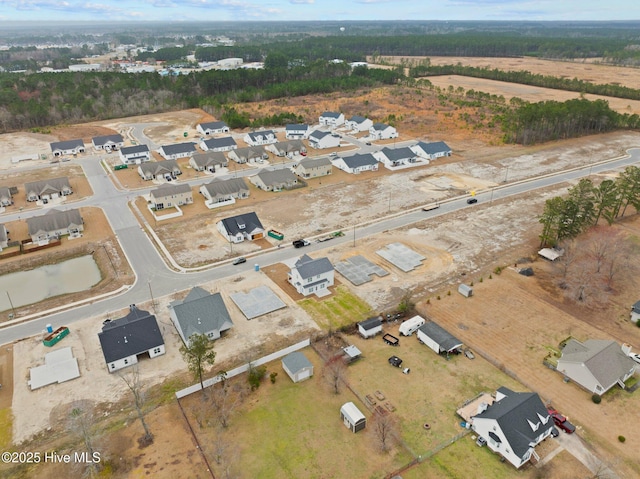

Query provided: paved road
[1,140,639,345]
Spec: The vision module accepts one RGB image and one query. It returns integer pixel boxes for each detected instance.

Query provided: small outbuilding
[340,402,366,433]
[342,345,362,363]
[458,283,473,298]
[358,316,382,339]
[282,351,314,383]
[417,322,463,355]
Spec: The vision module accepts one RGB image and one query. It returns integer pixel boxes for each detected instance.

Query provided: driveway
[553,432,619,479]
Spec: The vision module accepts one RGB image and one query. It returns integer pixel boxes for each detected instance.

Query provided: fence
[175,338,310,399]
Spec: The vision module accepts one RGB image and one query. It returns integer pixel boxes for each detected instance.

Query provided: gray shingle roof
[359,316,382,330]
[170,287,233,341]
[121,144,149,155]
[286,124,308,131]
[247,130,275,141]
[309,130,331,141]
[380,147,415,161]
[372,122,390,131]
[98,306,164,363]
[298,157,331,168]
[203,137,237,149]
[191,151,227,168]
[92,134,124,146]
[199,121,228,130]
[254,169,298,187]
[349,115,367,123]
[418,322,463,352]
[321,111,341,118]
[219,212,263,235]
[25,176,71,197]
[139,160,179,176]
[0,224,8,243]
[27,208,83,236]
[560,339,636,388]
[339,153,378,169]
[202,178,248,198]
[160,142,196,156]
[232,146,266,160]
[272,140,304,153]
[294,254,333,280]
[415,141,451,155]
[150,183,192,200]
[282,351,312,374]
[50,139,84,151]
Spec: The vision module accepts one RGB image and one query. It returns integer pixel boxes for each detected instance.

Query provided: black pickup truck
[292,239,310,248]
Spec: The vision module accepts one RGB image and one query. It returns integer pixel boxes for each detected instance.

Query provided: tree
[120,366,153,445]
[323,353,347,395]
[180,333,216,394]
[370,411,399,452]
[210,371,247,429]
[69,405,98,476]
[397,289,415,314]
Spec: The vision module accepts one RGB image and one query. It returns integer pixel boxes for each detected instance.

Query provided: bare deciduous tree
[323,354,348,395]
[210,371,247,429]
[120,366,153,445]
[370,411,399,452]
[69,404,99,476]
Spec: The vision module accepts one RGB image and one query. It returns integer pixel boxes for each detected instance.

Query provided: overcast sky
[0,0,636,22]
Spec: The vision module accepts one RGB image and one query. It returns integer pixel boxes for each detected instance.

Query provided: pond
[0,255,101,312]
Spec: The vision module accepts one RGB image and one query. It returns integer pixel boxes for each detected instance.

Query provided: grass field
[298,285,373,330]
[0,408,11,448]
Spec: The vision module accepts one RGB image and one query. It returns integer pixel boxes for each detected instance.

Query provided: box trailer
[399,315,425,336]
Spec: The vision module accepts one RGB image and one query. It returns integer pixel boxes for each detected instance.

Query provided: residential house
[244,130,277,146]
[149,184,193,210]
[556,339,636,395]
[92,134,124,151]
[200,136,237,152]
[266,140,306,158]
[158,142,196,160]
[331,153,379,174]
[471,387,554,469]
[631,300,640,323]
[345,115,373,132]
[417,322,463,355]
[411,141,452,160]
[228,146,268,164]
[250,169,300,191]
[288,254,334,297]
[282,351,314,383]
[189,151,228,173]
[196,121,230,136]
[98,305,165,373]
[369,123,398,140]
[373,147,418,168]
[0,186,13,206]
[27,208,83,242]
[119,144,151,165]
[358,316,382,338]
[138,160,182,181]
[200,178,250,203]
[50,139,85,157]
[292,157,332,179]
[308,130,341,149]
[24,177,73,202]
[285,124,310,139]
[0,224,9,250]
[169,287,233,345]
[216,212,265,243]
[319,111,345,127]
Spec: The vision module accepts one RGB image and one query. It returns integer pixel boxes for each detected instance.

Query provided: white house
[285,124,310,139]
[189,151,228,172]
[345,115,373,132]
[98,305,165,373]
[319,111,345,127]
[373,147,419,168]
[417,322,463,355]
[288,254,334,297]
[471,387,554,469]
[369,123,398,140]
[27,208,83,242]
[158,142,196,160]
[556,339,636,395]
[358,316,382,339]
[282,351,314,383]
[92,134,124,152]
[216,212,265,243]
[138,160,181,181]
[411,141,452,160]
[308,130,341,150]
[197,121,230,136]
[50,139,85,157]
[119,144,151,165]
[24,177,73,202]
[244,130,277,146]
[201,136,237,152]
[332,153,378,174]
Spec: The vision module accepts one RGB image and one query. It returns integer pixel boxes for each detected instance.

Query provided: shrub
[248,365,267,391]
[479,277,483,283]
[489,274,493,279]
[493,266,503,275]
[436,295,441,300]
[426,299,430,305]
[470,281,474,286]
[618,435,626,443]
[447,290,451,296]
[270,372,278,384]
[592,394,602,404]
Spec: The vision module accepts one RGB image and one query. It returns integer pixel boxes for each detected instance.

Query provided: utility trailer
[383,333,399,346]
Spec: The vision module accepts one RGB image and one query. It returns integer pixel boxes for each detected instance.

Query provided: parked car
[329,152,338,157]
[293,239,310,248]
[550,427,560,438]
[476,436,487,447]
[466,198,478,204]
[388,355,403,368]
[548,408,575,434]
[628,352,640,364]
[232,257,246,265]
[464,348,475,360]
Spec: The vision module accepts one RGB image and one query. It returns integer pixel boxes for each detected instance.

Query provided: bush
[479,277,483,283]
[447,290,451,296]
[470,281,474,286]
[248,365,267,391]
[493,266,503,275]
[489,274,493,279]
[426,299,430,305]
[592,394,602,404]
[436,295,441,300]
[618,435,626,443]
[270,372,278,384]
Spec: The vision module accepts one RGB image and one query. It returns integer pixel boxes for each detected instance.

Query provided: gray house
[228,146,268,164]
[27,208,83,242]
[158,142,196,160]
[138,160,182,181]
[92,134,124,151]
[200,178,249,203]
[24,177,72,202]
[282,351,314,382]
[169,287,233,346]
[0,186,13,206]
[50,139,85,157]
[556,339,636,395]
[189,151,228,172]
[250,169,299,191]
[266,140,306,158]
[293,157,333,179]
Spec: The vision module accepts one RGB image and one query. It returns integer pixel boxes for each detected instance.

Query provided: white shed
[282,351,314,383]
[458,283,473,298]
[340,402,366,433]
[417,322,463,355]
[358,316,382,339]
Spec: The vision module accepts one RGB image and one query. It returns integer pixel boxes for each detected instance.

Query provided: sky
[0,0,637,22]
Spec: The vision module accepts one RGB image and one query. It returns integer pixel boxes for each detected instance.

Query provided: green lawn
[298,285,372,330]
[0,408,11,448]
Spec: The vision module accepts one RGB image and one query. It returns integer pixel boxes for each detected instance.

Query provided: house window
[153,347,161,354]
[124,359,129,364]
[110,364,115,369]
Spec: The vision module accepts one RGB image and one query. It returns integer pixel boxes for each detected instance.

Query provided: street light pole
[353,225,356,247]
[504,166,510,183]
[6,291,16,318]
[148,281,156,313]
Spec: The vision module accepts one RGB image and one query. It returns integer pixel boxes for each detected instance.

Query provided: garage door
[297,370,311,381]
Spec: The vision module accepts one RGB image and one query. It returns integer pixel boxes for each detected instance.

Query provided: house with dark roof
[200,136,238,152]
[92,134,124,151]
[200,178,249,204]
[345,115,373,132]
[244,130,277,146]
[369,123,398,140]
[197,121,230,136]
[417,322,463,355]
[471,387,554,469]
[373,146,419,169]
[149,184,193,210]
[50,139,85,157]
[216,212,265,243]
[137,160,182,181]
[189,151,228,172]
[119,144,151,165]
[411,141,452,160]
[158,142,196,160]
[24,177,72,202]
[228,146,268,164]
[358,316,382,339]
[331,153,379,174]
[293,157,332,178]
[27,208,83,242]
[169,287,233,346]
[285,124,310,139]
[266,140,306,158]
[556,339,636,395]
[288,254,334,297]
[282,351,314,382]
[319,111,345,127]
[308,130,341,150]
[98,305,165,373]
[0,186,13,206]
[250,169,300,192]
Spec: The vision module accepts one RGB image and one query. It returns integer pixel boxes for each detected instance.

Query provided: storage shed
[342,345,362,363]
[358,316,383,339]
[417,322,463,355]
[340,402,366,433]
[458,283,473,298]
[282,351,314,383]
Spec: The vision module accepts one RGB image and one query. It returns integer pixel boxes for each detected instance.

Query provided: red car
[548,408,575,434]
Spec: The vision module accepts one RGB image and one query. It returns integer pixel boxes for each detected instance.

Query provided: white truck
[399,315,425,336]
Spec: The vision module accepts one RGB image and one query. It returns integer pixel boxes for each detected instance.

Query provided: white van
[399,315,425,336]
